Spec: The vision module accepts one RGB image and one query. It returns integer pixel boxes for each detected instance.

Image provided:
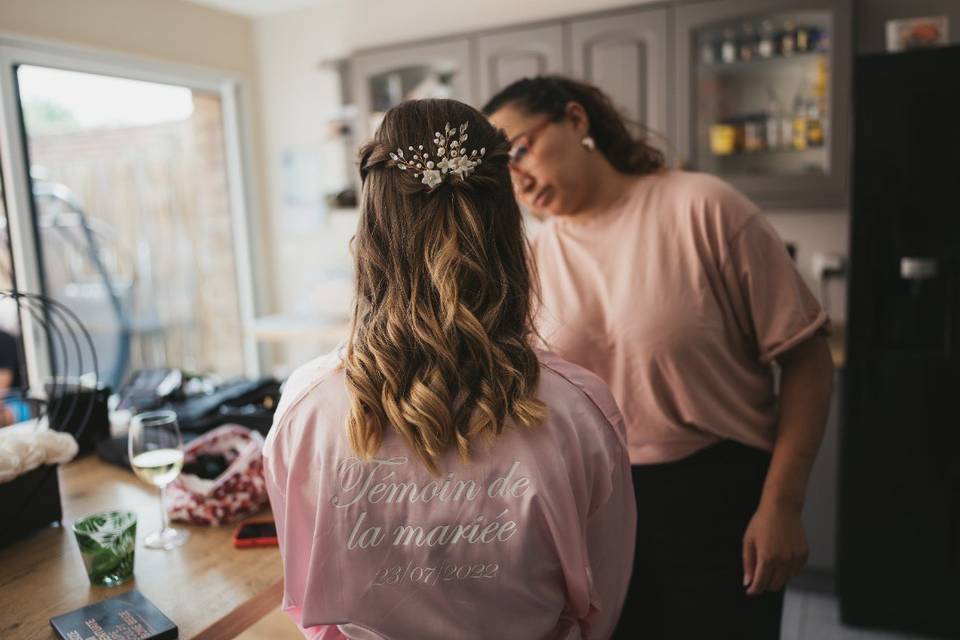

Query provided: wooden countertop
[0,455,283,640]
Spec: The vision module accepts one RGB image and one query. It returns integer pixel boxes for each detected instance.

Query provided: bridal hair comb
[390,122,486,189]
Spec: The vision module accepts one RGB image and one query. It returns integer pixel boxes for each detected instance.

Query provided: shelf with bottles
[707,105,827,159]
[694,12,832,179]
[365,64,459,135]
[698,19,830,69]
[675,2,849,206]
[698,49,827,76]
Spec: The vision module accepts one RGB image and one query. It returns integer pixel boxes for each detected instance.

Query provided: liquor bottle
[796,25,823,53]
[814,55,829,100]
[701,32,718,65]
[815,28,831,53]
[721,28,737,64]
[796,25,811,52]
[758,20,777,58]
[744,114,765,153]
[806,99,824,147]
[765,90,782,149]
[781,101,794,151]
[792,84,808,150]
[739,23,758,61]
[808,56,829,147]
[781,20,797,57]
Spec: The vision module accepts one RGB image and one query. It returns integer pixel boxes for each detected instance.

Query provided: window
[0,41,259,393]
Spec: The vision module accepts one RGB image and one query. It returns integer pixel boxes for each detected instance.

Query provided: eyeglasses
[507,118,555,170]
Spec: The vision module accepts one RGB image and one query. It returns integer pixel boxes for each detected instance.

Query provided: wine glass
[127,410,189,550]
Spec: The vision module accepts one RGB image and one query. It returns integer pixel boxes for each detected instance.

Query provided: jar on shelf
[739,23,758,61]
[758,20,778,58]
[781,20,797,57]
[743,115,766,152]
[700,33,719,65]
[720,28,738,64]
[709,121,737,156]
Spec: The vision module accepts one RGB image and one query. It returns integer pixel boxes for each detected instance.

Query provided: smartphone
[232,520,278,548]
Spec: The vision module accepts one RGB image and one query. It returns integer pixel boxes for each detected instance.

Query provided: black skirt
[612,440,785,640]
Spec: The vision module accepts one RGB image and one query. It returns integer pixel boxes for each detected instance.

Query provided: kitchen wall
[765,209,849,322]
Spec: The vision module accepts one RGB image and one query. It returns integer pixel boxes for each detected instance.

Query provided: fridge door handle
[900,257,938,280]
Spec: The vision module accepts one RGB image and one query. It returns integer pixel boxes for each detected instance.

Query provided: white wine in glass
[128,410,189,550]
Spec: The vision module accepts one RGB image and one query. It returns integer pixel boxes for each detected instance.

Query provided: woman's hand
[741,335,831,596]
[742,501,809,595]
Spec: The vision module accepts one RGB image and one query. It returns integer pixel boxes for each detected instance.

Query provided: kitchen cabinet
[350,0,855,210]
[674,0,852,208]
[351,38,473,141]
[569,7,671,151]
[474,24,566,108]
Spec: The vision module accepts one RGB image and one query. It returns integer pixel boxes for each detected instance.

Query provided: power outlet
[812,252,847,281]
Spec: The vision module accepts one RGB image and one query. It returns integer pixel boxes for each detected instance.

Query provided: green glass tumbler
[73,510,137,587]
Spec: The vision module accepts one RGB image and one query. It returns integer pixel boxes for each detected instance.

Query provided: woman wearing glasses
[484,76,834,639]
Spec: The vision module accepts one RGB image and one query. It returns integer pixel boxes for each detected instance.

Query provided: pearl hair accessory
[581,136,596,151]
[390,122,486,189]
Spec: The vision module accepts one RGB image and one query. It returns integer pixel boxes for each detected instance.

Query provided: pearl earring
[581,136,596,151]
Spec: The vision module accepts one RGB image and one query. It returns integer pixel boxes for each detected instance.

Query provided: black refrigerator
[840,45,960,636]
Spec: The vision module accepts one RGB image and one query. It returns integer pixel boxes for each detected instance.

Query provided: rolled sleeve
[722,214,830,363]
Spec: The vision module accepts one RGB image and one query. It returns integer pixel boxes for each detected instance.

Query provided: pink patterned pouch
[166,424,267,526]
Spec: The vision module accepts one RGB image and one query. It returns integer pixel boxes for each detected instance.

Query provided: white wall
[766,210,849,323]
[255,0,850,333]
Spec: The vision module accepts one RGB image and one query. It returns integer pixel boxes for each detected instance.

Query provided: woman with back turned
[484,76,834,639]
[262,98,636,640]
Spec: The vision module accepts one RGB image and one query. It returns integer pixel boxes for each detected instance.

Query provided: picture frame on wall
[886,16,949,52]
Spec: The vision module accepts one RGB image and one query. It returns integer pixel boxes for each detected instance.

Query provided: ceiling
[185,0,336,17]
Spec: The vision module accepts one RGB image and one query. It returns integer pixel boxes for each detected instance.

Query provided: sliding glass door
[0,41,259,393]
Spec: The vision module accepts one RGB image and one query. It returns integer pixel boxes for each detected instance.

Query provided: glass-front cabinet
[675,0,852,209]
[352,38,473,142]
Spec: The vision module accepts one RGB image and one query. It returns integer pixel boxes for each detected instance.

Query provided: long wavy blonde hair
[346,99,545,475]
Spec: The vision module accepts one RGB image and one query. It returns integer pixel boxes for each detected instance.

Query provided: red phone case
[232,520,279,548]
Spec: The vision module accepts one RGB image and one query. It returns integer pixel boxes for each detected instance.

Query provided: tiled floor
[780,590,948,640]
[238,589,950,639]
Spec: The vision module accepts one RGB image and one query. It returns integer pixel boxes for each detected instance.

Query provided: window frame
[0,34,262,392]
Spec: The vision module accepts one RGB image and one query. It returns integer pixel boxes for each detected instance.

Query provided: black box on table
[0,463,62,547]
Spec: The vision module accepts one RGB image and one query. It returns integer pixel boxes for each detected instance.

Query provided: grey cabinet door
[569,8,670,147]
[475,24,566,109]
[674,0,852,209]
[352,38,473,141]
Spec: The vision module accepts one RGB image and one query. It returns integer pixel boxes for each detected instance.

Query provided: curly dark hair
[482,75,665,176]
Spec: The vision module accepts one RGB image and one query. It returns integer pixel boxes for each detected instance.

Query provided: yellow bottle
[806,99,824,147]
[792,92,808,150]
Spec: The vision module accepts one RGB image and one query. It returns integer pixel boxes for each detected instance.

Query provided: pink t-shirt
[262,349,636,640]
[531,170,829,465]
